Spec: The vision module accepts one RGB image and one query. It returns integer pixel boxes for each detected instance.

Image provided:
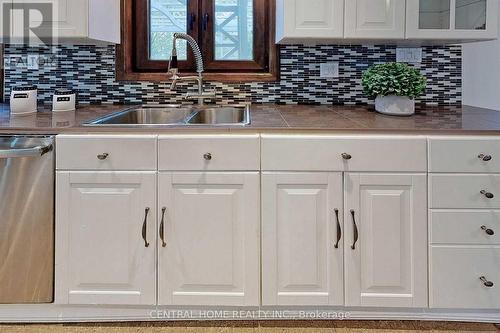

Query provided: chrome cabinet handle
[334,209,342,249]
[142,207,150,248]
[341,153,352,160]
[97,153,109,160]
[203,153,212,161]
[480,276,494,288]
[481,225,495,236]
[159,207,167,247]
[350,210,358,250]
[480,190,495,199]
[478,154,492,162]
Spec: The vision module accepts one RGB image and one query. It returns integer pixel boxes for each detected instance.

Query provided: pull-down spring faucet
[168,33,215,105]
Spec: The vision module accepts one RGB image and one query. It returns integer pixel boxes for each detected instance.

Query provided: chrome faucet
[168,33,215,105]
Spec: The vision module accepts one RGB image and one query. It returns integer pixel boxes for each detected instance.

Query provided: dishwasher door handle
[0,144,53,159]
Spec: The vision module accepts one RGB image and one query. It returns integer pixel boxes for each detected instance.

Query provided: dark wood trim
[134,0,198,71]
[116,0,279,82]
[201,0,268,71]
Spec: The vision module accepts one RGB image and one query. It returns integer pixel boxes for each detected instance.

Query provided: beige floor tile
[0,322,497,333]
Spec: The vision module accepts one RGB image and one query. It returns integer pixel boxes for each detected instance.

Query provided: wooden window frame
[116,0,279,82]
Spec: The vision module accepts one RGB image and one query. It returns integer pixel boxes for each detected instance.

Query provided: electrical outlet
[27,54,40,70]
[320,62,339,78]
[396,48,422,63]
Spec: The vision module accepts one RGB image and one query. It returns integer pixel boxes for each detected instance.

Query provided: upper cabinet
[276,0,499,43]
[7,0,120,44]
[344,0,406,39]
[276,0,344,43]
[406,0,499,39]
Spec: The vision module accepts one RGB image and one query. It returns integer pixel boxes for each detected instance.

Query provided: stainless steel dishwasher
[0,136,55,303]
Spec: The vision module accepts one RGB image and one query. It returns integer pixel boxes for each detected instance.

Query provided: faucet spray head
[168,42,179,90]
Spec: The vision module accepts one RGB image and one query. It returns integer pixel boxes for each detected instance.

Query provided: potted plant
[362,62,427,116]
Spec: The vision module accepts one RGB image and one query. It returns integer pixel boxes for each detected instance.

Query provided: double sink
[84,104,250,127]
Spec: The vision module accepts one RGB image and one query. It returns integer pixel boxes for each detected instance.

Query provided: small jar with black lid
[10,85,38,116]
[52,89,76,112]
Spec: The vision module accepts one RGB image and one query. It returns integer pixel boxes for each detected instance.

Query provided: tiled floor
[0,321,498,333]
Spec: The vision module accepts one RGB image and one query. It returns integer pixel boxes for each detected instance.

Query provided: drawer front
[159,135,260,171]
[430,211,500,245]
[56,135,157,171]
[429,137,500,173]
[430,247,500,309]
[430,174,500,209]
[261,135,427,172]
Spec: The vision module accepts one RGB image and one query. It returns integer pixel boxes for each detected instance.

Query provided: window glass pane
[419,0,450,29]
[456,0,487,30]
[214,0,254,61]
[150,0,188,60]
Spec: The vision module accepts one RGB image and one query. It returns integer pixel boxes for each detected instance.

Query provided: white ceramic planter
[375,95,415,116]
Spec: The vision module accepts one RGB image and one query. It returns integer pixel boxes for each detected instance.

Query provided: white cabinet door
[11,0,87,40]
[406,0,498,39]
[276,0,344,42]
[0,1,13,41]
[55,172,157,305]
[262,173,344,306]
[158,172,260,306]
[344,0,406,39]
[344,173,428,307]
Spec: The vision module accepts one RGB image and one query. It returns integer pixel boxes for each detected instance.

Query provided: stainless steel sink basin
[187,106,250,126]
[84,105,193,127]
[84,104,250,127]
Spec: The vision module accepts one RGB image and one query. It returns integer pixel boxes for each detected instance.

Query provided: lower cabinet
[262,173,344,306]
[158,172,260,306]
[55,172,157,305]
[344,173,428,308]
[430,247,500,309]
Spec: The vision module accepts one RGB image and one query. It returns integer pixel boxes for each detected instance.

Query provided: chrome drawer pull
[350,210,358,250]
[97,153,109,160]
[480,190,495,199]
[334,209,341,249]
[341,153,352,160]
[203,153,212,161]
[480,276,494,288]
[142,207,150,248]
[481,225,495,236]
[478,154,492,162]
[159,207,167,247]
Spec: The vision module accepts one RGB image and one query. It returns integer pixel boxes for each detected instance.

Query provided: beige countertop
[2,103,500,134]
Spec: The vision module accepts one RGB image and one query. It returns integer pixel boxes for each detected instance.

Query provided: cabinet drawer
[430,247,500,309]
[56,135,157,171]
[430,211,500,245]
[261,135,427,172]
[159,135,260,171]
[429,137,500,173]
[430,174,500,209]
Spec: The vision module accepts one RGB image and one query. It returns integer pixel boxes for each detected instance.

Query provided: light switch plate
[396,48,423,63]
[320,62,339,78]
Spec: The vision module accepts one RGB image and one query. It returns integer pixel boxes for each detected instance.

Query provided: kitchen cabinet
[276,0,344,43]
[55,172,157,305]
[158,172,260,306]
[0,0,12,42]
[344,0,406,39]
[261,172,344,306]
[406,0,499,39]
[428,136,500,309]
[9,0,120,43]
[343,173,428,307]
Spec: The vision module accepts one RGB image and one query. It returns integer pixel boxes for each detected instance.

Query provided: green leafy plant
[362,62,427,99]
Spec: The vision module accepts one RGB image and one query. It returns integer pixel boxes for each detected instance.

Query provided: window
[117,0,278,82]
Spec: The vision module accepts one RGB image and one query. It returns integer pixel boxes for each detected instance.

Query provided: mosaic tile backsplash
[3,44,462,105]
